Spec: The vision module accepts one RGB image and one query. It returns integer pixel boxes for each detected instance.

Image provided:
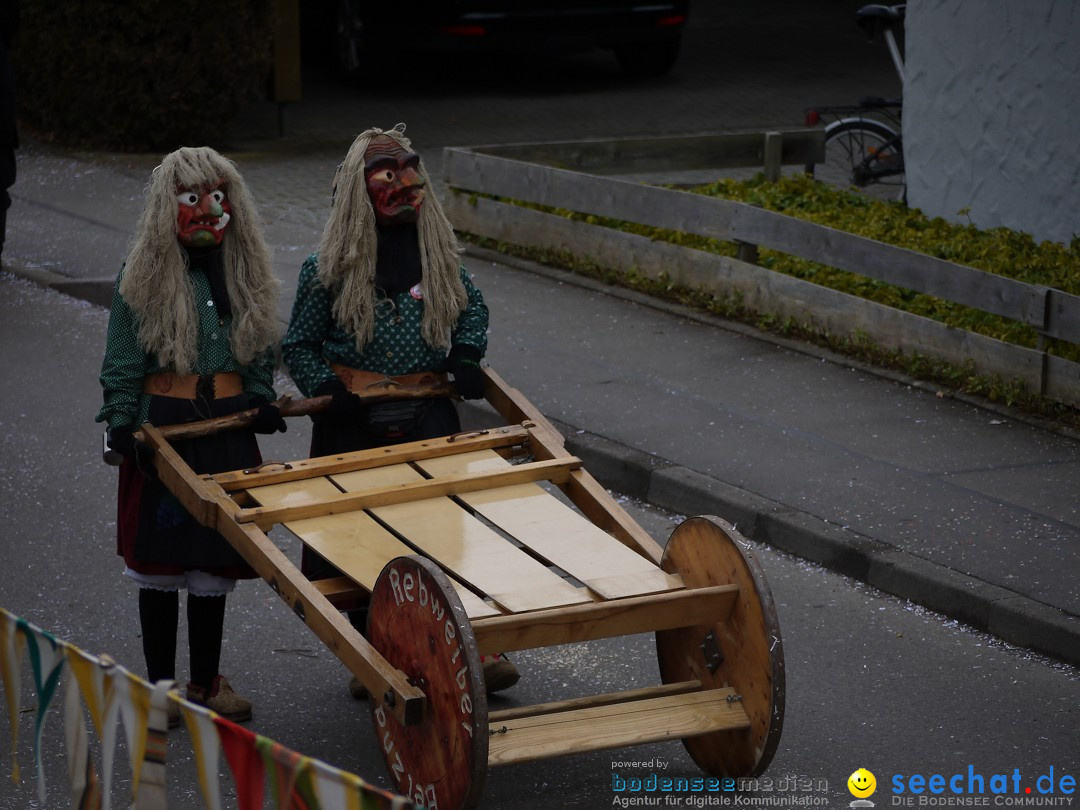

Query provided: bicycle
[805,4,907,202]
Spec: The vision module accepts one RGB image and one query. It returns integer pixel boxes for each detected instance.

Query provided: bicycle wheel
[819,117,905,203]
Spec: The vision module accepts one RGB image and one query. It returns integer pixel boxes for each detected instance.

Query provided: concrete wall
[904,0,1080,245]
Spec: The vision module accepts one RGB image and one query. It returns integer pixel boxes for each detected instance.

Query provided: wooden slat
[470,129,825,175]
[310,575,365,606]
[211,424,531,491]
[237,457,582,527]
[483,368,666,565]
[455,591,503,619]
[319,468,511,617]
[247,474,341,507]
[333,465,591,614]
[248,477,501,619]
[763,130,783,181]
[486,688,750,766]
[445,146,740,242]
[728,202,1046,326]
[372,499,590,614]
[489,680,702,723]
[1046,353,1080,407]
[1045,288,1080,343]
[416,450,681,599]
[445,147,1051,329]
[313,574,496,617]
[470,583,738,655]
[311,575,358,598]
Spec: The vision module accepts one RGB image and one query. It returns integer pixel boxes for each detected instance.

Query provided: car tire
[615,37,681,78]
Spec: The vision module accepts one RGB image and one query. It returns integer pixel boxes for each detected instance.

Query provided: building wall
[904,0,1080,245]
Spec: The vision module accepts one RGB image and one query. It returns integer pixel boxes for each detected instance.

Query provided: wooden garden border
[462,129,826,181]
[441,138,1080,408]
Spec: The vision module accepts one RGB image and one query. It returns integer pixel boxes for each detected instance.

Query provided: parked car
[323,0,690,79]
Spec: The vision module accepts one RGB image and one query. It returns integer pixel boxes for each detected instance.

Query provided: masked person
[282,124,519,695]
[97,147,286,726]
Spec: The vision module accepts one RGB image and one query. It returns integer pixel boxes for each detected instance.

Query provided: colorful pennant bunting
[63,664,102,810]
[215,714,265,810]
[17,616,66,803]
[0,608,25,785]
[0,609,415,810]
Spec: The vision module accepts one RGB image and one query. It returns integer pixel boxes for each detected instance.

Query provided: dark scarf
[185,244,231,318]
[375,224,422,301]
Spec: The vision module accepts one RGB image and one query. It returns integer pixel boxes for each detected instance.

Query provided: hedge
[14,2,275,152]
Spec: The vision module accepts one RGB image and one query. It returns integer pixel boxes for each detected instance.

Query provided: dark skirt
[302,397,460,584]
[117,393,260,578]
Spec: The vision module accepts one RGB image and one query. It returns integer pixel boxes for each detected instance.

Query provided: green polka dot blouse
[96,269,277,428]
[281,253,489,397]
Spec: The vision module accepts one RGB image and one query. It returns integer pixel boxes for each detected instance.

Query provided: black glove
[107,424,156,475]
[314,378,364,416]
[447,344,485,400]
[248,396,287,435]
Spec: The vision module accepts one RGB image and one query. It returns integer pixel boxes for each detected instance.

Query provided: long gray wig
[317,124,466,352]
[119,146,279,374]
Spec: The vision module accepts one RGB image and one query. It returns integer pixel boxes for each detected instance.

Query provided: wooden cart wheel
[367,555,489,810]
[655,516,785,777]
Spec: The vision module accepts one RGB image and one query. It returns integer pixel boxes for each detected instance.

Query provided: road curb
[552,415,1080,669]
[988,598,1080,669]
[4,262,115,308]
[49,278,115,309]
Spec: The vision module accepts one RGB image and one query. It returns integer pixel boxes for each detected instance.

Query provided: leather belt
[142,372,244,399]
[330,363,447,393]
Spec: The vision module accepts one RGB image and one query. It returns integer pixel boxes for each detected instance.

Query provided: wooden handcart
[140,368,785,809]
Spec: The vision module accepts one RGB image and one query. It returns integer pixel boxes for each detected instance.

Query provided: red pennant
[213,716,264,810]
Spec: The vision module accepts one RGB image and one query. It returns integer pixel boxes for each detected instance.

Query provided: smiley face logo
[848,768,877,798]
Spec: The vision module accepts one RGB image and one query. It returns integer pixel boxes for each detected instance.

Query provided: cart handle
[141,381,456,443]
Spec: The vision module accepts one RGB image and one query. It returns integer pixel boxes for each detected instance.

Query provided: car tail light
[657,15,687,26]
